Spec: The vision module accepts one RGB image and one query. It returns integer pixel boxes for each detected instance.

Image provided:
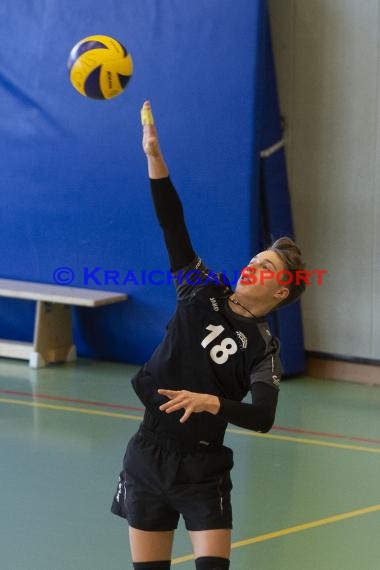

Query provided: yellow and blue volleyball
[67,35,133,100]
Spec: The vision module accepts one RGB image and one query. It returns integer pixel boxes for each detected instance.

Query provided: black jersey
[131,176,282,447]
[132,255,281,446]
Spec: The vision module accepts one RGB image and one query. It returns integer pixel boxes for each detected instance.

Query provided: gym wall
[269,0,380,362]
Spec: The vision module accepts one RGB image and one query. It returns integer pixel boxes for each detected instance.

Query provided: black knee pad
[133,561,171,569]
[195,556,230,570]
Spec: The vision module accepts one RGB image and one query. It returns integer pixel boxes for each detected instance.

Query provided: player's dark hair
[269,236,306,309]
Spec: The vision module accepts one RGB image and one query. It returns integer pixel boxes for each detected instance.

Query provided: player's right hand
[141,101,161,158]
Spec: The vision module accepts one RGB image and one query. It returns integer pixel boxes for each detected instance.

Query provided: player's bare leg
[129,527,174,563]
[189,529,231,560]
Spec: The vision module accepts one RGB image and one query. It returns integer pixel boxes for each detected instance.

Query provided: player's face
[235,250,289,305]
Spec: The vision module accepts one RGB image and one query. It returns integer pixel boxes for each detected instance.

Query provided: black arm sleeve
[217,382,278,433]
[150,177,195,272]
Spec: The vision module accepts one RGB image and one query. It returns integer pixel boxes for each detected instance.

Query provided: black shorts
[111,425,234,531]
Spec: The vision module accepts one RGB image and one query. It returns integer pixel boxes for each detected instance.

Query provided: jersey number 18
[201,324,238,364]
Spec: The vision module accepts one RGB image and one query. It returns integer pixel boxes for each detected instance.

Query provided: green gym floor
[1,359,379,570]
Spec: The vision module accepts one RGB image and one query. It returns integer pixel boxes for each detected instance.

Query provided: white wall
[268,0,380,360]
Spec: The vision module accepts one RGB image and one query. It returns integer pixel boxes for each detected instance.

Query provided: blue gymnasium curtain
[0,0,304,373]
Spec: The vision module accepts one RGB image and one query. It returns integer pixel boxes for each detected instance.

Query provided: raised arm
[141,101,195,272]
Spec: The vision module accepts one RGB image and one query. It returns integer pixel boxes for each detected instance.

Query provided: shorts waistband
[138,423,223,454]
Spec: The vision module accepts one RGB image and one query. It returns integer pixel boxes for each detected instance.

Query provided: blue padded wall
[0,0,305,372]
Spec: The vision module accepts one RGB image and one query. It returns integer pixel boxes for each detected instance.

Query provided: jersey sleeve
[217,334,282,432]
[171,255,229,300]
[250,335,282,391]
[217,382,278,432]
[150,177,229,300]
[150,177,196,272]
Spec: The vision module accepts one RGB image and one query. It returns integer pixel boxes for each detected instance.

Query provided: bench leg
[29,351,47,368]
[30,301,77,368]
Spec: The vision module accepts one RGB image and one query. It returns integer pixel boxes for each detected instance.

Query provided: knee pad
[195,556,230,570]
[133,561,171,569]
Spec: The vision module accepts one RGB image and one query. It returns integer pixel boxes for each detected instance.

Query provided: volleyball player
[111,101,306,570]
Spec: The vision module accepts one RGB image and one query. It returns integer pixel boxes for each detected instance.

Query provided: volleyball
[67,35,133,100]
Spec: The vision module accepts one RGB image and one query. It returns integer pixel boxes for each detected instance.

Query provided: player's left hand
[158,389,220,423]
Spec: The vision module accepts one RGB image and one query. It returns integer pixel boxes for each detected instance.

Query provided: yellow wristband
[141,108,154,125]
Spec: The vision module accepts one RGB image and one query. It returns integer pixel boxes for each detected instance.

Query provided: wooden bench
[0,279,127,368]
